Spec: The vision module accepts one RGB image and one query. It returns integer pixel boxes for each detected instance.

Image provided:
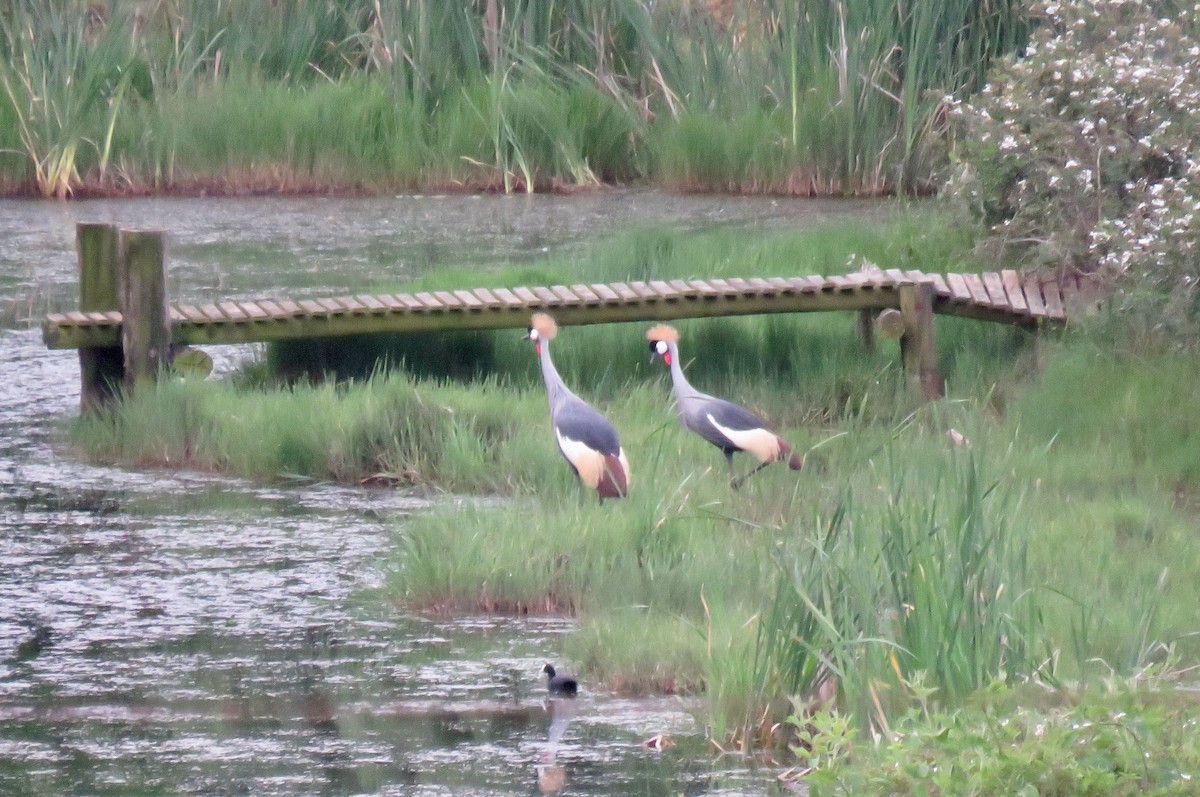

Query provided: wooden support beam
[119,230,170,389]
[857,308,876,351]
[898,282,943,401]
[76,223,123,412]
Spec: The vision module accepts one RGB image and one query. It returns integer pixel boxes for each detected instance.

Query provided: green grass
[792,678,1200,796]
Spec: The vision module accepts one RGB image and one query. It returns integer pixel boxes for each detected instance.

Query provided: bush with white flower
[946,0,1200,341]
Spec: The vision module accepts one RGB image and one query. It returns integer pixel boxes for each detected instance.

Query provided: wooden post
[857,308,875,352]
[77,223,123,412]
[898,282,943,401]
[119,229,170,388]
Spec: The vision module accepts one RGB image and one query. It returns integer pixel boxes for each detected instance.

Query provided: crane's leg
[724,450,736,482]
[731,460,771,490]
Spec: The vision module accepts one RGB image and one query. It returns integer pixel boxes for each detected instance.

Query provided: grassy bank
[0,0,1028,197]
[67,215,1200,761]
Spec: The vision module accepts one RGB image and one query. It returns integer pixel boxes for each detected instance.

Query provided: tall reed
[0,2,139,196]
[748,443,1045,740]
[0,0,1026,196]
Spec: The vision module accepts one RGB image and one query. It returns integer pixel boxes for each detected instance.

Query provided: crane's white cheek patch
[555,429,605,488]
[707,415,781,464]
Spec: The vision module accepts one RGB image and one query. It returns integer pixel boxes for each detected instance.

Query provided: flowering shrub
[946,0,1200,340]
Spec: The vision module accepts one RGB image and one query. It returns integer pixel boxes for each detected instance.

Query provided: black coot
[541,663,578,696]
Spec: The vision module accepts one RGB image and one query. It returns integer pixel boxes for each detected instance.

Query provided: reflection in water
[539,697,578,794]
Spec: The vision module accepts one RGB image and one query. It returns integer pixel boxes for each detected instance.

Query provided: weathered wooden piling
[898,282,944,400]
[74,223,168,411]
[119,229,170,388]
[77,223,123,412]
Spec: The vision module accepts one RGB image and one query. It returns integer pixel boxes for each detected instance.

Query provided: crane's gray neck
[666,341,702,402]
[538,339,576,410]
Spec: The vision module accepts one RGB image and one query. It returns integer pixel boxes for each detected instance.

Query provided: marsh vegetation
[0,0,1027,197]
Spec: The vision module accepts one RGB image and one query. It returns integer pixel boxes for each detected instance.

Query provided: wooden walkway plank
[432,291,464,308]
[791,276,822,293]
[669,279,699,297]
[629,281,659,300]
[550,285,581,305]
[413,292,442,310]
[945,272,972,303]
[912,272,950,300]
[512,287,539,305]
[237,302,269,319]
[453,290,483,309]
[962,274,991,306]
[569,284,601,304]
[1021,275,1046,316]
[590,283,621,303]
[180,306,209,323]
[747,277,777,295]
[353,294,384,311]
[1000,271,1028,313]
[843,272,875,290]
[202,303,230,320]
[982,272,1010,310]
[648,280,678,300]
[393,293,424,310]
[706,278,737,297]
[492,288,523,307]
[296,300,324,316]
[472,288,500,307]
[610,282,642,302]
[257,300,287,318]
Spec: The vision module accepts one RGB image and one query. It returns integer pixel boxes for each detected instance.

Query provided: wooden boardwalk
[45,223,1098,408]
[43,268,1078,351]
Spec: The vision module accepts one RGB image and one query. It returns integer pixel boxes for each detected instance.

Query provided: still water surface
[0,191,880,795]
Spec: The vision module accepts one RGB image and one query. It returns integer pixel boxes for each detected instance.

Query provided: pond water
[0,191,883,795]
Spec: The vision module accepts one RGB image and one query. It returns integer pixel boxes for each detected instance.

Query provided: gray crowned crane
[646,324,801,489]
[525,313,630,500]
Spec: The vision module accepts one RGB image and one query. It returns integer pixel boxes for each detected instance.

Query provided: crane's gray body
[536,338,629,497]
[539,341,622,456]
[657,339,793,473]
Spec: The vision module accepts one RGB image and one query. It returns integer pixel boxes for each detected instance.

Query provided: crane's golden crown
[530,312,559,340]
[645,324,679,343]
